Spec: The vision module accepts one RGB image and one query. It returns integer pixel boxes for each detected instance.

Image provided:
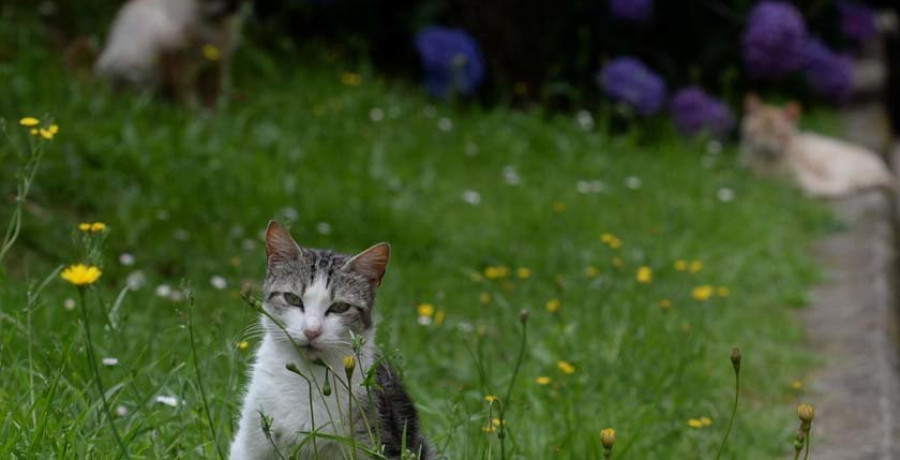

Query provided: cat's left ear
[345,242,391,288]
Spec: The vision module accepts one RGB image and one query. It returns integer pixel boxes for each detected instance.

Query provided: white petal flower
[126,271,146,291]
[102,357,119,367]
[717,187,736,202]
[155,284,172,298]
[369,108,384,122]
[438,117,453,132]
[316,222,332,235]
[210,276,228,290]
[64,298,76,310]
[119,253,135,266]
[155,395,180,407]
[462,190,481,205]
[625,176,642,190]
[115,405,128,417]
[576,110,594,131]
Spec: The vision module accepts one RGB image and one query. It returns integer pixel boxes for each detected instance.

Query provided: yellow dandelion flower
[479,292,492,305]
[636,266,652,284]
[492,418,502,427]
[434,309,446,326]
[341,72,362,86]
[343,355,356,373]
[19,117,40,127]
[611,257,623,269]
[601,233,615,243]
[469,272,484,282]
[700,417,712,426]
[78,222,92,232]
[60,264,102,286]
[545,298,561,313]
[484,395,498,403]
[202,44,221,61]
[484,266,501,279]
[535,376,551,385]
[516,267,532,279]
[607,237,622,249]
[717,286,730,297]
[90,222,107,233]
[552,201,566,213]
[687,418,704,428]
[417,303,435,317]
[237,341,250,350]
[38,128,55,140]
[49,124,59,135]
[689,260,703,273]
[659,299,671,310]
[30,128,38,135]
[692,285,714,301]
[584,265,599,277]
[792,380,803,390]
[481,425,496,433]
[675,260,688,271]
[557,360,575,374]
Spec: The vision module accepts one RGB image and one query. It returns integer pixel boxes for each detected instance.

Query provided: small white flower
[241,238,257,251]
[316,222,332,235]
[168,290,184,302]
[281,207,299,222]
[126,271,146,291]
[369,107,385,122]
[625,176,642,190]
[438,117,453,132]
[502,166,521,186]
[154,395,180,407]
[418,315,433,326]
[102,357,119,367]
[173,229,189,241]
[576,110,594,131]
[706,140,723,155]
[576,180,591,194]
[210,276,228,290]
[119,253,135,266]
[717,187,736,202]
[462,190,481,205]
[456,322,474,332]
[115,405,128,417]
[155,284,172,298]
[64,298,76,311]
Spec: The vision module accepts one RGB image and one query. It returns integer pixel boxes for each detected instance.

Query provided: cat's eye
[327,302,351,315]
[283,292,304,309]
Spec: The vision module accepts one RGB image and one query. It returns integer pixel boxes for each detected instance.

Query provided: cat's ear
[265,220,301,264]
[345,242,391,288]
[784,101,802,122]
[744,93,761,113]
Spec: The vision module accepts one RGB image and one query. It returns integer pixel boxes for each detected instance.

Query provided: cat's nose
[304,327,323,341]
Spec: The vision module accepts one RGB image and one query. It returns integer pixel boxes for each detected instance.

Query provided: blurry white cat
[741,94,894,197]
[95,0,245,106]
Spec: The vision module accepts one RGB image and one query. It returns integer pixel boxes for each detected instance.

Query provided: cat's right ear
[744,93,761,113]
[266,220,301,264]
[784,101,802,122]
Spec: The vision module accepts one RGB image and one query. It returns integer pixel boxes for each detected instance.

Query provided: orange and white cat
[95,0,245,107]
[741,94,894,197]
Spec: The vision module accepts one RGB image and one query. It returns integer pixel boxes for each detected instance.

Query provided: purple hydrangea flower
[599,57,667,116]
[414,26,486,99]
[803,38,854,103]
[669,87,735,138]
[839,1,878,43]
[610,0,653,23]
[742,1,807,79]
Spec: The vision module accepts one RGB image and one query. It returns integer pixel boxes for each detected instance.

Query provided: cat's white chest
[230,338,365,460]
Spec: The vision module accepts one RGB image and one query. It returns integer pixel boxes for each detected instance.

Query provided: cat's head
[741,94,801,158]
[261,221,389,358]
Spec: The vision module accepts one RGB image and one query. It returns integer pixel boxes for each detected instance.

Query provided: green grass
[1,17,830,459]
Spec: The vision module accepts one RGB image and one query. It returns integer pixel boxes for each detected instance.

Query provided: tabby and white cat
[95,0,245,107]
[229,221,431,460]
[741,94,894,197]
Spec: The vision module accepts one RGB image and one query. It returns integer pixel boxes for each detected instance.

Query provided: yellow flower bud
[600,428,616,449]
[797,404,815,426]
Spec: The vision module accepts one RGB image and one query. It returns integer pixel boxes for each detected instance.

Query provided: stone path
[798,42,900,459]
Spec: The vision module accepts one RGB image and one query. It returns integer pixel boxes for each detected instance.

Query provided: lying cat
[230,221,432,460]
[94,0,245,107]
[741,94,894,197]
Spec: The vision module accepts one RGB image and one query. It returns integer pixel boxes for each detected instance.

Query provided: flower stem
[803,429,811,460]
[500,314,528,460]
[78,288,129,458]
[187,294,224,459]
[715,361,741,459]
